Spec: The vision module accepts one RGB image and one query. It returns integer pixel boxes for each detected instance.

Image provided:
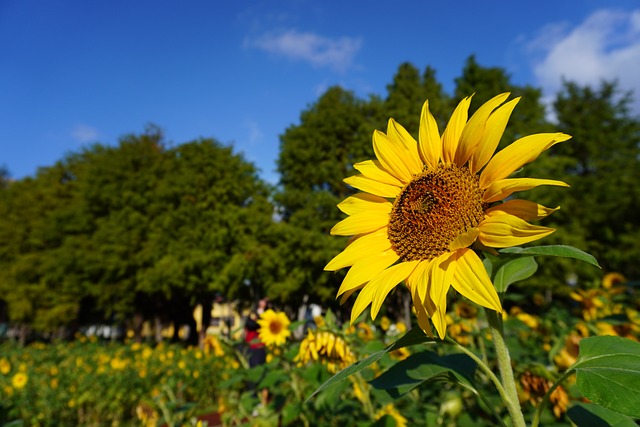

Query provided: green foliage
[275,86,383,302]
[527,80,640,286]
[0,127,273,339]
[573,336,640,418]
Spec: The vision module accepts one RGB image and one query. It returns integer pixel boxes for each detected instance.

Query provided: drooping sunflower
[325,93,570,338]
[257,309,291,347]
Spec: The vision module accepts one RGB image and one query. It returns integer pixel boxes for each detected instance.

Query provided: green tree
[276,86,382,304]
[453,55,551,150]
[0,164,88,342]
[385,62,450,135]
[528,81,640,284]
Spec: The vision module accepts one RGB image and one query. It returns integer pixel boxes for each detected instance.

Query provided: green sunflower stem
[486,308,527,427]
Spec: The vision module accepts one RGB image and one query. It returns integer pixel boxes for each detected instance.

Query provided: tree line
[1,56,638,344]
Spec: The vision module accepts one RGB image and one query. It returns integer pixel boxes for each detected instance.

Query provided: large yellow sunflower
[257,309,291,347]
[325,93,570,339]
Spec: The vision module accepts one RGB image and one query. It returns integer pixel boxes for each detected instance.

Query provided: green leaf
[306,327,434,401]
[498,245,601,269]
[492,256,538,292]
[567,402,638,427]
[573,336,640,417]
[369,350,477,397]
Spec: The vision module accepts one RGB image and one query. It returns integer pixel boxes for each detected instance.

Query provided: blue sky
[2,1,639,185]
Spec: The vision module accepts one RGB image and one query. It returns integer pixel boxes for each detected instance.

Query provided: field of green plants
[1,273,638,427]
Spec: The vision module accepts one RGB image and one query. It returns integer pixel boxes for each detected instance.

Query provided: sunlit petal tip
[373,129,413,182]
[442,96,472,163]
[418,100,442,169]
[480,132,573,187]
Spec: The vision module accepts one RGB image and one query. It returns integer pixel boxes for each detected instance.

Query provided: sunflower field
[1,272,638,426]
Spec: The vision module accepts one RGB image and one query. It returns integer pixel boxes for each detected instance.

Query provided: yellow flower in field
[257,309,291,347]
[326,93,570,338]
[602,272,626,289]
[110,357,127,370]
[11,372,28,389]
[0,358,11,375]
[375,404,408,427]
[141,347,154,359]
[295,329,355,373]
[204,334,225,357]
[395,321,407,334]
[570,289,606,321]
[379,316,391,331]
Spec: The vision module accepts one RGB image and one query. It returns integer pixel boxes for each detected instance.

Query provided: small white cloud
[71,124,99,143]
[245,29,362,72]
[244,119,263,146]
[528,9,640,111]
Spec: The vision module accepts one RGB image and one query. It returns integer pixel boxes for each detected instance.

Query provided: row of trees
[1,56,639,344]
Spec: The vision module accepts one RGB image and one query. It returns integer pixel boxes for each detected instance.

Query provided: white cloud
[244,119,263,146]
[528,9,640,111]
[245,29,362,72]
[71,124,99,143]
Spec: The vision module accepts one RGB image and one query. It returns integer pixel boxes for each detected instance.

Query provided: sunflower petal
[330,211,388,236]
[387,119,423,175]
[353,160,404,186]
[451,248,502,312]
[478,213,555,248]
[337,193,392,215]
[483,178,570,203]
[373,130,413,182]
[418,100,441,169]
[406,259,431,306]
[344,175,401,198]
[480,132,572,188]
[339,286,363,304]
[456,93,511,167]
[485,199,560,221]
[350,282,377,324]
[469,97,520,174]
[325,228,391,271]
[429,252,456,339]
[449,228,479,251]
[442,96,472,164]
[413,294,434,338]
[336,250,399,297]
[370,261,420,319]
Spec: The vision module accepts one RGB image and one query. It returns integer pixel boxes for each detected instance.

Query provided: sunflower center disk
[269,321,283,334]
[388,164,486,262]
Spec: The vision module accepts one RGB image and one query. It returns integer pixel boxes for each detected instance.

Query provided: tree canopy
[1,56,638,340]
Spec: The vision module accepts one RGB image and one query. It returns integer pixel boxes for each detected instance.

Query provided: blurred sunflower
[375,404,408,427]
[326,93,570,338]
[0,358,11,375]
[519,371,568,418]
[11,372,28,389]
[295,329,355,373]
[257,309,291,347]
